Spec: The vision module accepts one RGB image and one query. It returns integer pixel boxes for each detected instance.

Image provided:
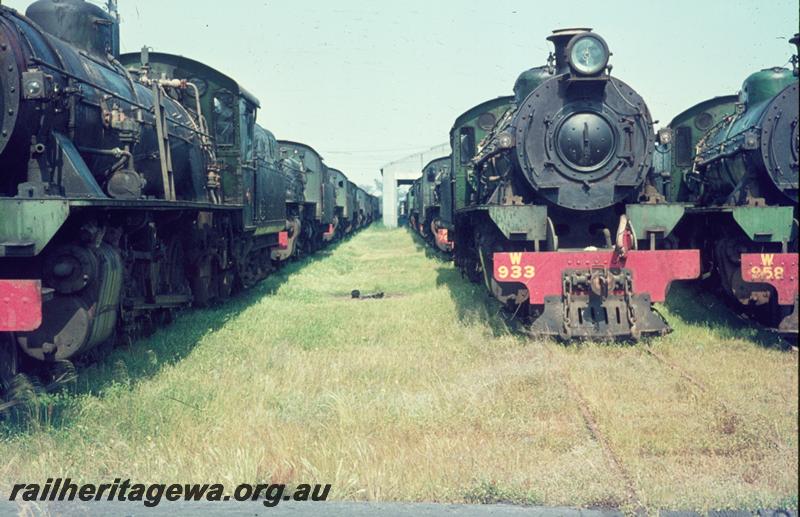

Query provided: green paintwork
[513,66,550,104]
[445,96,515,225]
[655,95,738,203]
[346,181,357,219]
[406,183,417,217]
[277,141,333,224]
[741,67,796,107]
[419,156,449,224]
[355,187,368,221]
[328,169,348,214]
[731,206,795,242]
[0,199,69,255]
[254,223,285,236]
[484,205,548,241]
[695,74,798,201]
[253,126,288,231]
[118,51,262,227]
[626,204,686,238]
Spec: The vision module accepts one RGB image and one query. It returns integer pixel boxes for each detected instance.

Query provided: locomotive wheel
[475,219,530,307]
[217,266,235,300]
[240,253,260,289]
[1,335,77,416]
[429,219,439,242]
[300,219,316,256]
[162,237,190,298]
[191,254,215,307]
[453,217,483,284]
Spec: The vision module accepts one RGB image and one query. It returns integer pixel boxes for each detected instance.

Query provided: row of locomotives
[276,141,334,254]
[349,181,362,228]
[445,28,701,340]
[406,180,419,231]
[273,142,376,253]
[352,184,379,229]
[370,193,382,224]
[410,157,453,252]
[656,34,799,339]
[409,178,422,233]
[268,140,376,256]
[397,191,410,226]
[328,168,353,239]
[0,0,373,403]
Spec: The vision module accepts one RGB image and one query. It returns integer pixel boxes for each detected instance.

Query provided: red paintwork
[277,231,289,249]
[435,229,453,251]
[741,253,798,305]
[0,280,43,331]
[322,224,335,238]
[493,250,700,304]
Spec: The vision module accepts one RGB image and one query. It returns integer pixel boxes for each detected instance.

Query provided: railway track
[534,338,645,513]
[642,345,788,453]
[517,311,794,513]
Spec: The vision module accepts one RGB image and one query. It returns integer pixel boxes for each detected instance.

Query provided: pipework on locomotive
[410,28,702,339]
[0,0,379,395]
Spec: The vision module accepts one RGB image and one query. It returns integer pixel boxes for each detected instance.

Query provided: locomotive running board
[493,250,700,339]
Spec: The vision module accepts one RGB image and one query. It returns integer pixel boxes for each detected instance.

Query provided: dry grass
[0,227,796,513]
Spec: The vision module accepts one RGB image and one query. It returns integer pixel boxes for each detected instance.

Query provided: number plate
[741,253,798,305]
[493,250,700,304]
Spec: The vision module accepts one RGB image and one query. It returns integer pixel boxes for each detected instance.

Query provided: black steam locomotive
[0,0,378,394]
[656,35,799,336]
[440,29,700,339]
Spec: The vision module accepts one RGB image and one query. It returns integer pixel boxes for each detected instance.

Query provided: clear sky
[3,0,798,188]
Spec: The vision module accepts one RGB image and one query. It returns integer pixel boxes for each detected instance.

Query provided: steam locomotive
[435,29,701,339]
[656,35,798,336]
[407,156,453,252]
[0,0,378,391]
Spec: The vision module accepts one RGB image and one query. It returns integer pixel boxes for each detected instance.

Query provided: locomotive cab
[277,141,334,251]
[328,168,352,236]
[117,51,278,223]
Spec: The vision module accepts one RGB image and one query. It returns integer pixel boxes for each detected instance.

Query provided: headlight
[496,132,515,149]
[22,70,50,100]
[657,127,673,146]
[24,79,43,97]
[566,34,609,76]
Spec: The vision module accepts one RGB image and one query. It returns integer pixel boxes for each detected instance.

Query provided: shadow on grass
[662,281,787,349]
[407,226,454,263]
[402,227,514,338]
[434,264,515,338]
[1,229,364,433]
